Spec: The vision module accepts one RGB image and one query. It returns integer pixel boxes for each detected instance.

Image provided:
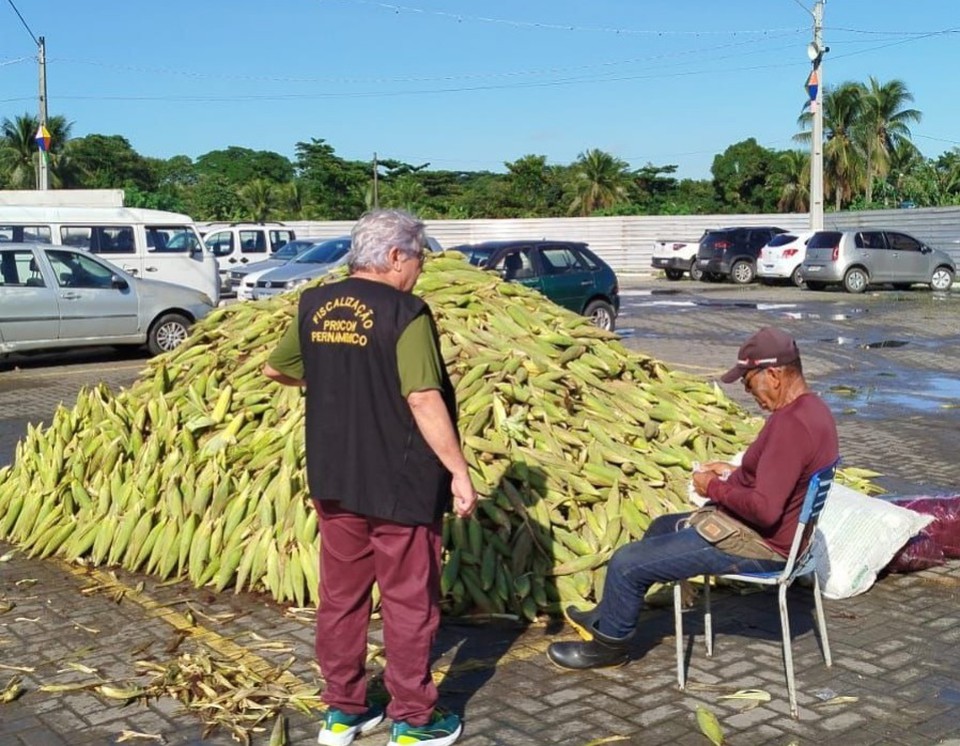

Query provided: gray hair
[348,209,426,272]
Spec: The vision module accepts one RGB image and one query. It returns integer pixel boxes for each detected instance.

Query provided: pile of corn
[0,253,872,617]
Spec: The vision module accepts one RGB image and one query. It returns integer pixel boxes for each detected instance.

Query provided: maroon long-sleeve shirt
[706,392,839,557]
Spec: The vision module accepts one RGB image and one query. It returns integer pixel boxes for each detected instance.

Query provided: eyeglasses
[742,367,766,392]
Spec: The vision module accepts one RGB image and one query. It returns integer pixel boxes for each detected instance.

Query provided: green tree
[65,134,156,191]
[776,150,810,212]
[857,77,921,205]
[294,138,367,219]
[568,149,631,216]
[0,113,73,188]
[710,138,784,212]
[237,178,277,222]
[183,176,243,221]
[195,146,294,186]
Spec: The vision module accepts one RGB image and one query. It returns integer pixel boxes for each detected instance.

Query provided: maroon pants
[314,499,442,725]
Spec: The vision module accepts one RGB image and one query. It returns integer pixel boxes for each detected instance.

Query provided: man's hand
[451,472,478,518]
[692,469,715,497]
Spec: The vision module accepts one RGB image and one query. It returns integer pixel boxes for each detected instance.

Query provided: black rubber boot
[548,614,631,670]
[564,605,601,641]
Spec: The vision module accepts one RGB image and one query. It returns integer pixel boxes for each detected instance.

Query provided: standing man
[547,326,839,669]
[263,209,477,746]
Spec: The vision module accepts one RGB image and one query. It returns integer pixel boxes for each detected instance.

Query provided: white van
[0,203,219,304]
[199,223,296,293]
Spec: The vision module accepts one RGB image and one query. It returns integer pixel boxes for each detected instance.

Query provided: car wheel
[689,260,703,282]
[804,281,827,291]
[148,313,191,355]
[791,266,804,287]
[730,260,755,285]
[584,300,616,332]
[930,267,954,292]
[843,267,868,293]
[664,268,684,281]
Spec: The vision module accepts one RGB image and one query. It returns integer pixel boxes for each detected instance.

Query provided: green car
[452,240,620,331]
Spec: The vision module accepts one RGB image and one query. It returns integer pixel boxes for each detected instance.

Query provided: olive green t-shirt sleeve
[397,313,443,396]
[267,318,305,380]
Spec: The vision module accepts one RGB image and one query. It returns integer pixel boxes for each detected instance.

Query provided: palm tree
[568,149,631,216]
[237,178,276,222]
[0,113,73,188]
[857,77,921,204]
[777,150,810,212]
[797,82,864,210]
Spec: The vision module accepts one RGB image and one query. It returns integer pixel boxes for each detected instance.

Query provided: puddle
[823,374,960,415]
[783,308,868,321]
[938,688,960,705]
[860,339,909,349]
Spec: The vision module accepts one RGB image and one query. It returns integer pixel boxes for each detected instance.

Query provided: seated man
[548,326,839,669]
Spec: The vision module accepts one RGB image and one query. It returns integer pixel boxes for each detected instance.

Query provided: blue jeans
[596,512,786,639]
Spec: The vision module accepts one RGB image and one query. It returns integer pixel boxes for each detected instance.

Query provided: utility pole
[807,2,827,230]
[372,152,379,209]
[37,35,50,191]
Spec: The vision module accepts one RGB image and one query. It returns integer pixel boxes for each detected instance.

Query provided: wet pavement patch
[823,374,960,415]
[860,339,909,349]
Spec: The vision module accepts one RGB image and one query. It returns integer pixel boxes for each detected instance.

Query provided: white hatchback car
[758,231,814,287]
[0,243,214,357]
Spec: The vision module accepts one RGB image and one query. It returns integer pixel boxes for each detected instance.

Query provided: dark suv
[451,240,620,330]
[697,226,787,284]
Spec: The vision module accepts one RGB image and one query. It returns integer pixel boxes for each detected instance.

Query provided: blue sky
[2,1,958,179]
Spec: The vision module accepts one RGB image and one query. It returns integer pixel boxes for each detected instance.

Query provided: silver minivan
[801,230,955,293]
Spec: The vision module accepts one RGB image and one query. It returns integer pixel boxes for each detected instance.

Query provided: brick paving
[2,280,959,745]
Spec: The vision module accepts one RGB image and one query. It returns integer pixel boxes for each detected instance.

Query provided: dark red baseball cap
[720,327,801,383]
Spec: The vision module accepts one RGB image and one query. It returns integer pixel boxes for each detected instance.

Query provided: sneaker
[317,704,385,746]
[387,709,462,746]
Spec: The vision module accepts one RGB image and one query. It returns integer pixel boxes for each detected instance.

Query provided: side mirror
[111,275,129,290]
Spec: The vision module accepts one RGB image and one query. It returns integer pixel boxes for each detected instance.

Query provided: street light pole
[808,1,826,230]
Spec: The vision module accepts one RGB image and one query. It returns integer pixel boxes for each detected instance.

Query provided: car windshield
[274,240,315,260]
[457,246,496,266]
[295,239,350,264]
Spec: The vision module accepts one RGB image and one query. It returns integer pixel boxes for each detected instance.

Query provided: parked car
[228,237,325,298]
[696,226,788,284]
[451,240,620,331]
[800,230,956,293]
[201,222,297,292]
[651,235,706,281]
[757,231,814,287]
[454,244,497,267]
[252,236,443,299]
[253,236,352,299]
[0,243,214,357]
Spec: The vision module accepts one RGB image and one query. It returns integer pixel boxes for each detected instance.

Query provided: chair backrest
[781,458,840,579]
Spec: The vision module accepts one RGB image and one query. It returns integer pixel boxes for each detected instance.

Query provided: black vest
[297,277,454,525]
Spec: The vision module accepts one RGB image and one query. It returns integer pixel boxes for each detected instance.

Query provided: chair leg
[674,582,685,690]
[778,584,799,719]
[704,578,713,658]
[813,573,832,667]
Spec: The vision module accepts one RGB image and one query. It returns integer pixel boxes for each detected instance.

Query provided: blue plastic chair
[674,459,840,718]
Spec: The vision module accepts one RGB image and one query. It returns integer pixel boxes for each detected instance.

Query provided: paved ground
[1,278,959,745]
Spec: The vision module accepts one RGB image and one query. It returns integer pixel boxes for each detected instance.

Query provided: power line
[331,0,805,36]
[48,30,803,87]
[4,0,39,46]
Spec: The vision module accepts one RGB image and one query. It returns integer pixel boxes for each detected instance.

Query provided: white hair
[348,209,426,272]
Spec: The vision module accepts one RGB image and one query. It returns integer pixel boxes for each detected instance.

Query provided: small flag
[806,69,820,102]
[35,124,51,152]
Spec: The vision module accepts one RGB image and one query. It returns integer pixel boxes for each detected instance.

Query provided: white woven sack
[813,482,934,599]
